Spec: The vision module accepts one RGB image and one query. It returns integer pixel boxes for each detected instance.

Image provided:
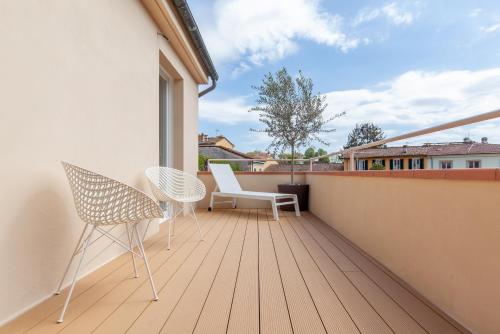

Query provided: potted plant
[250,67,343,210]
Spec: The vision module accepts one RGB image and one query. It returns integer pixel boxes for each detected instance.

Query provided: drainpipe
[199,77,217,97]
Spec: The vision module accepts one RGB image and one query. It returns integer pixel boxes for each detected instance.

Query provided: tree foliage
[344,122,385,149]
[250,67,344,183]
[304,147,330,163]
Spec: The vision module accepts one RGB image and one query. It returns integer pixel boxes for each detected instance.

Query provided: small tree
[250,67,343,184]
[316,148,330,163]
[344,122,385,149]
[304,147,316,160]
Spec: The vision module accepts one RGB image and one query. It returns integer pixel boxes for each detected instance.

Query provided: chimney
[481,137,488,144]
[198,133,208,143]
[463,136,473,144]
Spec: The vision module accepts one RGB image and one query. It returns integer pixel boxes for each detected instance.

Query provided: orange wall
[306,172,500,334]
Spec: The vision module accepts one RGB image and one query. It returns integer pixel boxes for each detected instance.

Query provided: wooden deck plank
[57,213,211,334]
[226,210,260,334]
[158,210,244,334]
[192,210,249,334]
[346,271,428,334]
[0,216,191,334]
[278,212,361,334]
[267,211,327,334]
[257,209,293,334]
[303,212,464,334]
[1,209,467,334]
[22,215,196,334]
[92,210,227,334]
[125,210,236,334]
[288,213,393,334]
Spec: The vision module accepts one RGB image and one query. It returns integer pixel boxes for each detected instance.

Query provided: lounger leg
[126,223,139,278]
[271,199,279,221]
[190,203,204,241]
[55,223,89,295]
[133,224,159,301]
[293,195,301,217]
[57,225,96,323]
[209,193,215,211]
[232,198,237,209]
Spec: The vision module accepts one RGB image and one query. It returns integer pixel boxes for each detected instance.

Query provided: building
[0,0,216,325]
[198,134,253,170]
[342,137,500,170]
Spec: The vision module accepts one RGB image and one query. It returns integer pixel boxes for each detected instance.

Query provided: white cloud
[201,68,500,151]
[204,0,359,68]
[481,22,500,33]
[199,96,258,125]
[469,8,482,18]
[325,68,500,149]
[354,2,418,26]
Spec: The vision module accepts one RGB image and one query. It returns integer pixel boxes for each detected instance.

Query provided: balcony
[3,202,475,333]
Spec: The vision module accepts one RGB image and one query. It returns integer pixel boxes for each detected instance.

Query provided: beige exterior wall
[0,0,202,324]
[306,174,500,334]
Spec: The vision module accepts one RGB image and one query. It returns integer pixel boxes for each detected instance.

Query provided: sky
[190,0,500,154]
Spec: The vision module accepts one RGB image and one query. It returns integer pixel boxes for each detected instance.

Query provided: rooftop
[343,142,500,159]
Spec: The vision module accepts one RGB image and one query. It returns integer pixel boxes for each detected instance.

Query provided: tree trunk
[290,145,295,185]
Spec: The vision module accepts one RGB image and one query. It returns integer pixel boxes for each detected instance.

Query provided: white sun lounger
[208,163,300,220]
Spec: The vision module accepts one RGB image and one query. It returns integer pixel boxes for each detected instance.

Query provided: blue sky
[190,0,500,154]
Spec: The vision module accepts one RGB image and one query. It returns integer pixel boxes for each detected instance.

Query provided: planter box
[277,184,309,211]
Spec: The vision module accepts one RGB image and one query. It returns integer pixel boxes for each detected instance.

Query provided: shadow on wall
[6,182,73,306]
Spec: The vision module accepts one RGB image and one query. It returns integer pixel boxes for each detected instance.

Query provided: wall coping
[198,169,500,181]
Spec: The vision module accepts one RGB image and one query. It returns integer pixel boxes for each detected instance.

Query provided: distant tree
[303,147,316,160]
[344,123,385,149]
[198,154,209,171]
[250,67,344,184]
[246,150,267,158]
[316,148,330,163]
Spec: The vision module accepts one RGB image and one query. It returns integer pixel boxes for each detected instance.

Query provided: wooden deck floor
[1,209,467,334]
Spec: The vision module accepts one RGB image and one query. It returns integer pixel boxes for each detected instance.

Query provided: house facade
[343,138,500,171]
[0,0,216,325]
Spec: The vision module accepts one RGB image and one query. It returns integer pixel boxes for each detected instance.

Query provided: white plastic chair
[208,163,300,220]
[56,162,163,323]
[145,167,206,249]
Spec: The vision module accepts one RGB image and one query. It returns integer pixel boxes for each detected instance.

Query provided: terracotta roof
[199,145,253,159]
[265,163,344,172]
[198,135,235,147]
[343,143,500,159]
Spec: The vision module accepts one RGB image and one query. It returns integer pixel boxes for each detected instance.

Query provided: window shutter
[408,159,413,169]
[364,160,368,170]
[420,158,424,169]
[390,159,394,170]
[400,159,404,169]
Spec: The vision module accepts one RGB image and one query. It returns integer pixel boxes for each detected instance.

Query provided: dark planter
[277,184,309,211]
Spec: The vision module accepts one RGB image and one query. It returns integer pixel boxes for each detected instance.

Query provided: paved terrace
[1,209,467,334]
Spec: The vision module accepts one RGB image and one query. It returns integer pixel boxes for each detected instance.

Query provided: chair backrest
[62,162,163,225]
[208,163,242,193]
[145,167,206,202]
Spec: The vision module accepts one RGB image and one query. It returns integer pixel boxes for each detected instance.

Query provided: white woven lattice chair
[56,162,163,323]
[145,167,206,250]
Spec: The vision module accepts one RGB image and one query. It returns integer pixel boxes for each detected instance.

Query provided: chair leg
[271,199,279,221]
[232,198,237,209]
[133,224,159,301]
[55,223,89,295]
[126,223,139,278]
[168,218,172,250]
[190,203,203,241]
[293,195,301,217]
[57,225,96,323]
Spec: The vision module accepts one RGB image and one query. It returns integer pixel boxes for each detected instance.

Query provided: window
[357,160,368,170]
[159,70,173,168]
[440,160,453,169]
[391,159,402,170]
[466,160,481,168]
[412,158,424,169]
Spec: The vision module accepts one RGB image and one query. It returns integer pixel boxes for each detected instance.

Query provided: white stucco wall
[429,155,500,169]
[0,0,201,325]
